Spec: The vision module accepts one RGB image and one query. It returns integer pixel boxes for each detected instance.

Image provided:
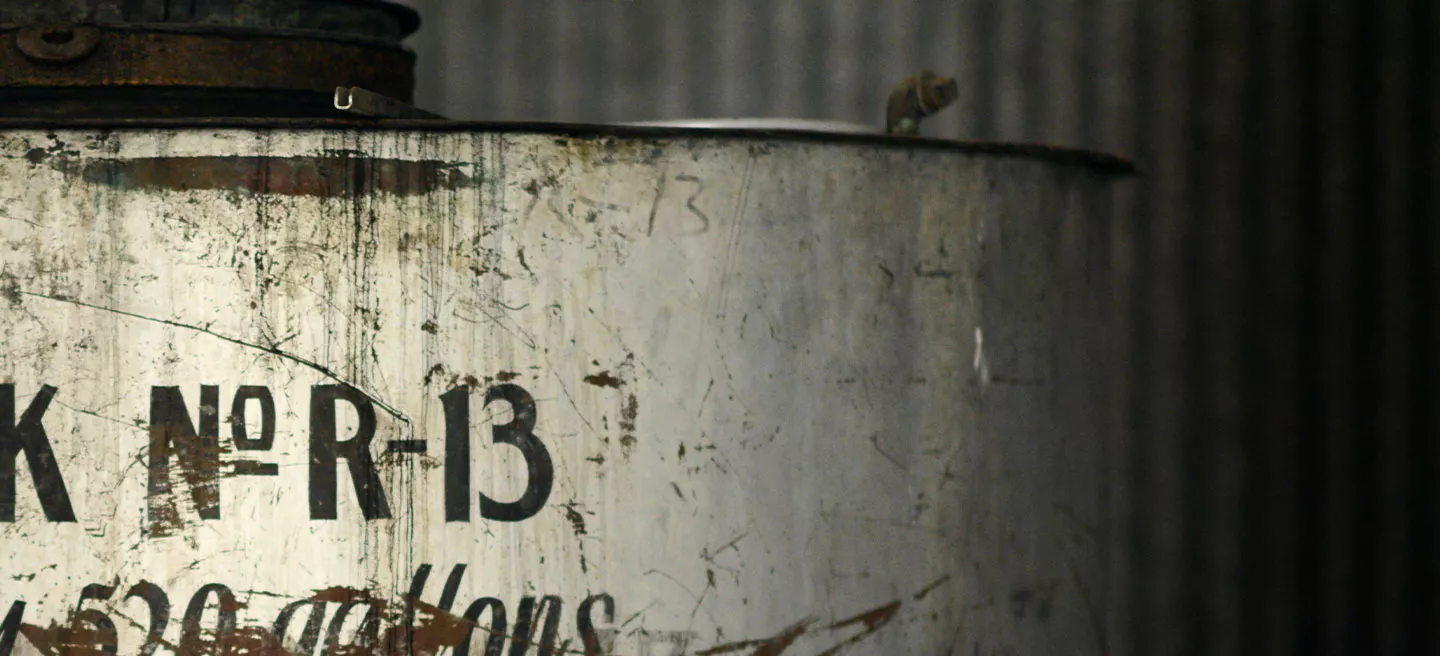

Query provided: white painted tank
[0,123,1127,655]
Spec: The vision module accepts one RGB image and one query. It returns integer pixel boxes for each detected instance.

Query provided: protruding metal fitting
[15,24,100,64]
[886,71,960,135]
[0,1,421,118]
[335,86,442,119]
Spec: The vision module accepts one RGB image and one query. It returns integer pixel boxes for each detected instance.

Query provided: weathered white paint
[0,128,1119,655]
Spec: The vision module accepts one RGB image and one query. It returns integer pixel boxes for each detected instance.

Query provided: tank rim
[0,118,1136,174]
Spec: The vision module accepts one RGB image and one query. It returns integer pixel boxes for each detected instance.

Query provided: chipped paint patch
[618,394,638,456]
[581,371,622,389]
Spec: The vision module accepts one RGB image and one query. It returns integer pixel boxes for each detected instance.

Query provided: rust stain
[376,598,472,656]
[447,374,482,390]
[148,421,226,538]
[815,601,902,656]
[582,371,622,389]
[311,587,378,604]
[76,156,472,198]
[423,364,446,386]
[19,621,116,655]
[146,491,185,538]
[222,626,291,655]
[327,646,378,656]
[177,443,222,511]
[12,584,588,656]
[587,353,639,458]
[696,619,814,655]
[913,575,953,600]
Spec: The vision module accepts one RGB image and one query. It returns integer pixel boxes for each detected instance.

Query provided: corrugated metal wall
[403,0,1134,154]
[402,2,1438,654]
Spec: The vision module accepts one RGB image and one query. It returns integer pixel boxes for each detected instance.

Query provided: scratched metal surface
[393,2,1440,654]
[0,129,1122,654]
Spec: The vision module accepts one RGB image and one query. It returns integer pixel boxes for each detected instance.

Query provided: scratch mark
[0,215,39,228]
[715,154,757,322]
[553,371,600,438]
[816,600,902,656]
[1054,503,1100,539]
[973,327,990,384]
[697,378,714,418]
[516,247,532,274]
[578,195,627,213]
[646,166,669,236]
[1067,559,1109,655]
[673,174,711,234]
[818,509,952,538]
[913,264,956,279]
[695,619,814,655]
[24,292,413,431]
[643,570,701,603]
[869,434,906,471]
[702,532,748,562]
[683,571,717,644]
[914,575,953,600]
[454,302,539,350]
[621,601,656,628]
[990,376,1044,387]
[55,401,143,431]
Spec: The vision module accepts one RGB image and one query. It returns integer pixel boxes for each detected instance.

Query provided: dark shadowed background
[399,2,1437,654]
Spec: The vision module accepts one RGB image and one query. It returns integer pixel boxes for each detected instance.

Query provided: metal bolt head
[16,24,101,64]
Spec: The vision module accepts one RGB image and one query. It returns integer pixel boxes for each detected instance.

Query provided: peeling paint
[581,371,622,389]
[563,503,587,537]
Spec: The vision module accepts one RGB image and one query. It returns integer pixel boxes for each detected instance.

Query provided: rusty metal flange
[1,25,414,102]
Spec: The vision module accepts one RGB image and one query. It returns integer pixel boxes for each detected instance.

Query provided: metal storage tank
[0,2,1131,654]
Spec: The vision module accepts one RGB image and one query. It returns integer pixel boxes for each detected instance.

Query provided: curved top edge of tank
[619,118,881,135]
[0,118,1136,175]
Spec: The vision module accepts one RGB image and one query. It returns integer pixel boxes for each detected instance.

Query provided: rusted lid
[0,0,419,118]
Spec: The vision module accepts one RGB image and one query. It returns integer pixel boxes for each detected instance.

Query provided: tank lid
[0,0,419,119]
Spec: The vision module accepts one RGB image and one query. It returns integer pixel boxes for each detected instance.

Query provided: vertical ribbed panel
[405,0,1121,150]
[400,2,1437,653]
